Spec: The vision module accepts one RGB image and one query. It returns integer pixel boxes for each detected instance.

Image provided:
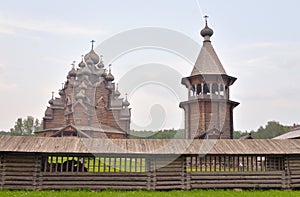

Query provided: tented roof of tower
[191,42,227,75]
[191,18,227,76]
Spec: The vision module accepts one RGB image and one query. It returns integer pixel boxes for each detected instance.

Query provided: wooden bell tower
[179,16,239,139]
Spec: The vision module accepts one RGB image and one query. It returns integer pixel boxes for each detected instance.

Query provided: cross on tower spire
[204,15,209,25]
[90,40,95,50]
[51,91,54,100]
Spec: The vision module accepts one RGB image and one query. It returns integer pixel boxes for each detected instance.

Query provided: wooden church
[36,17,238,140]
[180,17,239,139]
[35,42,131,139]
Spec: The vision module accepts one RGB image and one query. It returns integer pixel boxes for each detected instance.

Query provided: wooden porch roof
[1,136,300,155]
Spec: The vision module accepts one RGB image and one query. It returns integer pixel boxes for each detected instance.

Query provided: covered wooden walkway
[1,136,300,190]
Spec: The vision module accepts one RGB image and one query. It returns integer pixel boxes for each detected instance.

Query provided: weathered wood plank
[191,175,282,180]
[41,172,148,176]
[41,181,147,186]
[191,183,282,189]
[2,185,35,190]
[3,180,36,185]
[3,168,38,172]
[155,181,183,186]
[191,171,283,176]
[3,171,36,176]
[154,185,182,190]
[41,185,146,190]
[3,163,36,167]
[3,176,35,181]
[41,176,147,181]
[191,179,281,184]
[0,154,3,190]
[156,176,182,181]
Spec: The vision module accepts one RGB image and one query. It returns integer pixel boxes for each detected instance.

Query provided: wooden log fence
[0,152,300,190]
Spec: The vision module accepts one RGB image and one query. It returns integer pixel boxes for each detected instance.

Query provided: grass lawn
[0,189,300,197]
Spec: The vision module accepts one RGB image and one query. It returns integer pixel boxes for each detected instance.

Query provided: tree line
[129,129,184,139]
[234,121,290,139]
[0,118,292,139]
[131,121,291,139]
[0,116,42,136]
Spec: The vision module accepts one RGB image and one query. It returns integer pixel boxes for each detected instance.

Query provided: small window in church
[196,84,202,95]
[204,83,210,94]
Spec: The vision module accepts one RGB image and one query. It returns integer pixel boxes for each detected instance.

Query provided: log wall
[1,153,40,190]
[189,171,284,189]
[1,152,300,190]
[286,156,300,189]
[0,154,3,189]
[39,172,148,190]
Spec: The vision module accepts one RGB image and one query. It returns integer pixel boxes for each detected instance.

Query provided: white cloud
[0,16,107,36]
[0,26,16,35]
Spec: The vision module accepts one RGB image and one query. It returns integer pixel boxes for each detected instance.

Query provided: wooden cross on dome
[90,40,95,49]
[204,15,209,25]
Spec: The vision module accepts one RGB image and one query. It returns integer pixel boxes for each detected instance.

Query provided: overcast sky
[0,0,299,132]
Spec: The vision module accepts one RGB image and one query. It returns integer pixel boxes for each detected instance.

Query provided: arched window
[203,83,210,94]
[212,83,219,95]
[196,84,202,95]
[219,85,225,96]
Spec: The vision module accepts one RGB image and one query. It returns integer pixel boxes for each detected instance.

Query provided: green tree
[23,116,34,135]
[34,118,42,132]
[233,131,242,139]
[9,116,42,136]
[0,131,10,135]
[250,121,290,139]
[11,118,24,136]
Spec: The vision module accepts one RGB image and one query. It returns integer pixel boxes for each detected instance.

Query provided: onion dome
[97,60,104,68]
[105,64,114,81]
[114,84,121,97]
[59,89,64,96]
[200,16,214,40]
[123,99,130,107]
[68,61,77,77]
[84,40,100,65]
[106,72,114,81]
[48,99,54,105]
[97,55,104,68]
[123,93,130,107]
[68,68,77,77]
[48,91,55,104]
[79,56,86,68]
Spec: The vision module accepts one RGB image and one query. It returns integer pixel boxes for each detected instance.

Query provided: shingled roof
[190,21,227,76]
[1,136,300,155]
[191,42,227,75]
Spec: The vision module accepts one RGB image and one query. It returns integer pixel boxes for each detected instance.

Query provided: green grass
[0,189,300,197]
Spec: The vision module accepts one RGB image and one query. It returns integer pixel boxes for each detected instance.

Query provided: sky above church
[0,0,300,132]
